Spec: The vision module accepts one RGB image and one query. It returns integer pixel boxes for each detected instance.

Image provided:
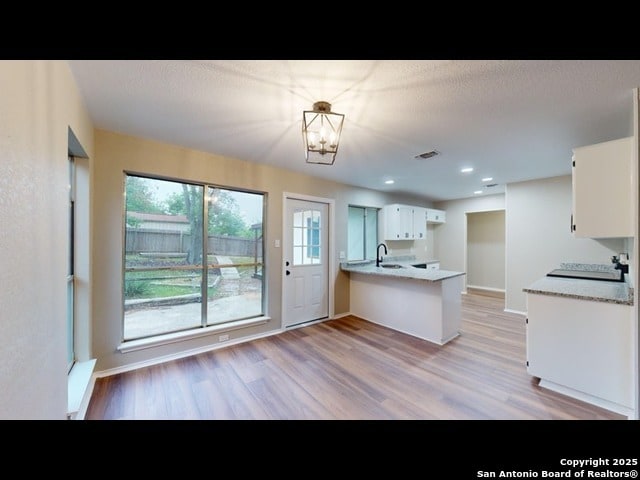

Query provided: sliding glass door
[122,174,265,341]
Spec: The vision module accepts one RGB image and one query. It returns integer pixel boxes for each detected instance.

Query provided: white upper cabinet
[380,205,445,240]
[426,208,446,224]
[380,204,414,240]
[571,136,633,238]
[413,207,427,239]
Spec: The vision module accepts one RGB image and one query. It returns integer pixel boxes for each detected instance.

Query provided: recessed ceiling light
[482,177,493,182]
[384,180,394,184]
[474,190,483,195]
[461,167,474,173]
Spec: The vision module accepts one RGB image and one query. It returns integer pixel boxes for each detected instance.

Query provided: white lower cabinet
[526,293,633,415]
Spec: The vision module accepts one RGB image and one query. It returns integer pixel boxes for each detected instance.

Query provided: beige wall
[433,194,506,274]
[467,210,505,290]
[506,175,626,313]
[0,61,94,418]
[93,130,432,370]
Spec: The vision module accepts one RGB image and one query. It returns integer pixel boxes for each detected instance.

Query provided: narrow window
[67,156,75,372]
[347,206,378,261]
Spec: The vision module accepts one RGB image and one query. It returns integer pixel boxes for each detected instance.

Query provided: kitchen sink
[380,264,404,269]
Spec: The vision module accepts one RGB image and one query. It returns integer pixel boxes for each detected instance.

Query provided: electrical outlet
[219,334,229,342]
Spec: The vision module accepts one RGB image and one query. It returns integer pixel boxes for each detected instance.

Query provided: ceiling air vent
[485,183,498,188]
[414,150,440,159]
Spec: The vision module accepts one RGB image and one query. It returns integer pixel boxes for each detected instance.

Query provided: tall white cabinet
[571,136,633,238]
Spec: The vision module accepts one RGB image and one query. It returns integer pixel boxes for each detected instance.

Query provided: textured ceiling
[69,60,640,201]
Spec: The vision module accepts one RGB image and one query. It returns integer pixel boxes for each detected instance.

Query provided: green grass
[124,280,217,300]
[123,254,261,299]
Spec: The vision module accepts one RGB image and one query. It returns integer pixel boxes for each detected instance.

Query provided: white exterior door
[283,198,329,327]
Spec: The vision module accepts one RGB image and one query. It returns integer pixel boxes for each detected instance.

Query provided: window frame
[347,205,378,262]
[121,171,267,342]
[67,155,76,373]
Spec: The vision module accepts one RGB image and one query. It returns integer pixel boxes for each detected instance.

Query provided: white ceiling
[69,60,640,201]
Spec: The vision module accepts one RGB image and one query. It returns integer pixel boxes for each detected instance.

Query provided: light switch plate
[275,239,280,248]
[339,251,345,259]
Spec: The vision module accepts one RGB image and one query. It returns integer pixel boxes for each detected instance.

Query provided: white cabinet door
[526,293,633,411]
[412,207,427,239]
[380,204,413,240]
[572,136,633,238]
[426,208,446,223]
[398,206,413,239]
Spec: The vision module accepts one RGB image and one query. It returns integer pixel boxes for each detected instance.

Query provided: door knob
[286,270,290,276]
[286,261,290,266]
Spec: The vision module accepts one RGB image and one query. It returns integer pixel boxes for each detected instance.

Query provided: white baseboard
[504,308,527,316]
[539,379,632,418]
[95,327,284,379]
[466,285,506,293]
[284,312,351,330]
[96,311,354,379]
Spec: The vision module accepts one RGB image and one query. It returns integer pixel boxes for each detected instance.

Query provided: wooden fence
[126,228,262,257]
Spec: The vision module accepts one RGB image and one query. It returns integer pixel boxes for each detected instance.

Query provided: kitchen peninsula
[341,258,465,345]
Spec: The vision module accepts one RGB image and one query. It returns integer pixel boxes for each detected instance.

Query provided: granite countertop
[340,257,465,283]
[523,263,633,306]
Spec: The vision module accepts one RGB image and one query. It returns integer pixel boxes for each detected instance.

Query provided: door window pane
[292,208,322,265]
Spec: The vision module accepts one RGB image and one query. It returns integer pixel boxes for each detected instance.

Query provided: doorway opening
[465,209,506,303]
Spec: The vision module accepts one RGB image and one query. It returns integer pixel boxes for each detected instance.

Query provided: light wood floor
[85,293,625,420]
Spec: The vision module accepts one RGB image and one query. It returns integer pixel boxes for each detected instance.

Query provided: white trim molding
[504,308,527,316]
[102,324,282,378]
[466,285,506,294]
[539,379,632,418]
[67,359,96,420]
[281,192,336,327]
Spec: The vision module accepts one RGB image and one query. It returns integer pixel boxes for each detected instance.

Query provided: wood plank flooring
[85,293,625,420]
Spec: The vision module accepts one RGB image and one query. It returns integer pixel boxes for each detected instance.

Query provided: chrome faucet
[376,243,388,267]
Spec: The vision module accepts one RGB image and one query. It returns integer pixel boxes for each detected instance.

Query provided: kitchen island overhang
[341,262,466,345]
